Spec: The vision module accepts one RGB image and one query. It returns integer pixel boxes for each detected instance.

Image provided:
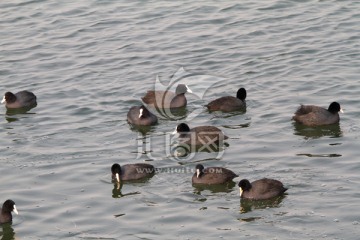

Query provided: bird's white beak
[239,188,243,197]
[116,173,120,183]
[1,96,5,104]
[171,126,178,135]
[186,85,192,94]
[139,108,144,118]
[196,169,200,178]
[340,108,344,113]
[13,205,19,215]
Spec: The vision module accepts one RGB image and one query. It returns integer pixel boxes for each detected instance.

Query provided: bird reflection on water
[193,181,237,194]
[1,223,16,240]
[293,122,343,139]
[111,183,141,199]
[239,195,287,214]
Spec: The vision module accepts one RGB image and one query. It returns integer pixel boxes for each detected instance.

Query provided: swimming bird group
[121,83,343,200]
[1,85,343,224]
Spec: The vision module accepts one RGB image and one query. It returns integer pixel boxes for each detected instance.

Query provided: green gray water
[0,0,359,239]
